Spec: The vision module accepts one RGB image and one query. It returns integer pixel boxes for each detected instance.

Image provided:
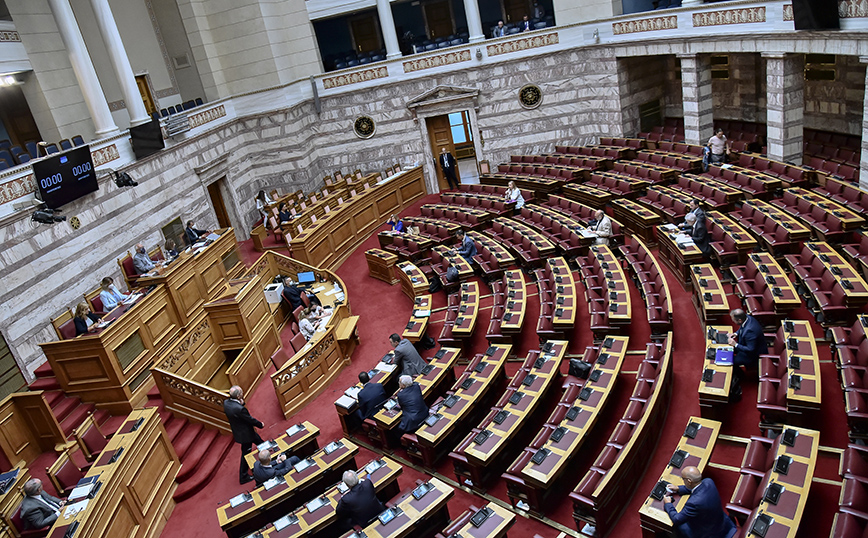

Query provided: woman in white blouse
[299,306,321,341]
[505,181,525,215]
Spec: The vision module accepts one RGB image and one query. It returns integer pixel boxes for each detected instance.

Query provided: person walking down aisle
[224,385,265,484]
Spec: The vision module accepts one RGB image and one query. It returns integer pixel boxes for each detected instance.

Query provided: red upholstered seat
[11,504,50,537]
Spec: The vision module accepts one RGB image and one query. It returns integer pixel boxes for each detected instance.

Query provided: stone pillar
[764,52,804,165]
[47,0,118,137]
[678,53,714,147]
[860,57,868,190]
[90,0,151,126]
[464,0,485,43]
[376,0,401,60]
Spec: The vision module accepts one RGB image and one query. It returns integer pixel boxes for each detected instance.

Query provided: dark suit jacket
[282,284,304,310]
[734,315,768,367]
[691,220,713,257]
[397,383,428,433]
[393,339,427,377]
[357,382,388,419]
[520,21,531,31]
[457,235,477,260]
[664,479,736,538]
[185,226,208,245]
[223,398,263,444]
[74,313,102,336]
[253,459,289,487]
[21,492,62,530]
[336,479,384,528]
[439,152,456,172]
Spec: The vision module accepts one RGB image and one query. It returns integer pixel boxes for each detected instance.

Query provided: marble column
[860,57,868,190]
[90,0,151,126]
[764,52,804,165]
[464,0,485,43]
[678,53,714,147]
[376,0,401,60]
[47,0,118,137]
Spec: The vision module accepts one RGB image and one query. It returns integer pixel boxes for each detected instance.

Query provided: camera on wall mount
[31,206,66,225]
[113,170,138,188]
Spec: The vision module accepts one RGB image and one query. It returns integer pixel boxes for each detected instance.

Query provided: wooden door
[350,15,382,53]
[503,0,530,23]
[426,114,459,192]
[208,179,231,229]
[135,75,157,115]
[424,0,454,39]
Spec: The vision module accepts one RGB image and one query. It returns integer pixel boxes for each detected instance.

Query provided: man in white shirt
[21,479,65,530]
[590,210,613,245]
[707,129,731,164]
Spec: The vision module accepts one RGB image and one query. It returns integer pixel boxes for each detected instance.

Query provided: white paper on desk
[206,232,221,241]
[377,362,397,373]
[675,234,695,247]
[286,424,305,437]
[263,476,285,490]
[229,493,251,508]
[414,309,431,318]
[661,223,679,233]
[68,483,95,502]
[345,386,361,399]
[335,395,356,409]
[311,286,326,293]
[63,499,89,518]
[123,293,143,305]
[579,230,596,238]
[324,289,338,296]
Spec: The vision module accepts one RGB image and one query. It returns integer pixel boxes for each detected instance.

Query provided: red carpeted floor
[160,193,849,538]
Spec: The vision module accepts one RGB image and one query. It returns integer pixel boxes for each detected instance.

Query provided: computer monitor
[297,271,316,284]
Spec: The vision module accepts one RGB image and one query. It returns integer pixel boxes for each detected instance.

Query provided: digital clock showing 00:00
[32,144,99,210]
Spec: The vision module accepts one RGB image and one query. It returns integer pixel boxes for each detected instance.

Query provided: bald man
[20,479,65,530]
[663,466,736,538]
[224,385,265,484]
[252,448,300,487]
[335,470,384,529]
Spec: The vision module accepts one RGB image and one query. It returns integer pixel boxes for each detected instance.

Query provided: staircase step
[165,417,186,442]
[29,377,60,391]
[172,434,233,502]
[175,428,219,483]
[100,415,127,437]
[147,384,162,401]
[34,361,54,379]
[43,390,64,408]
[60,403,95,438]
[172,422,204,461]
[51,397,80,423]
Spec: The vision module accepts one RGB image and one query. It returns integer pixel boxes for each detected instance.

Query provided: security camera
[32,209,66,224]
[113,171,138,188]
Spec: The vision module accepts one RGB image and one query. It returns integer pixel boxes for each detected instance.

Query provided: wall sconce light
[593,29,600,43]
[476,48,483,60]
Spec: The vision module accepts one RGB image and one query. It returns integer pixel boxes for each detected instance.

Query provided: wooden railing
[0,392,66,465]
[151,369,231,434]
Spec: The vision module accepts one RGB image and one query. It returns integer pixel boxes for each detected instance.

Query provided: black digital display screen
[33,145,97,209]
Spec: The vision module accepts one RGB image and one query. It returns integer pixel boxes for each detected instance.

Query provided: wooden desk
[452,282,481,338]
[506,336,628,514]
[452,342,567,490]
[218,438,359,538]
[431,245,474,281]
[738,427,819,538]
[547,257,577,329]
[561,182,614,207]
[335,359,400,435]
[243,421,321,469]
[744,253,802,313]
[469,231,517,268]
[366,249,400,285]
[706,211,758,265]
[290,167,426,270]
[369,348,461,447]
[780,320,822,413]
[405,345,512,469]
[47,408,179,538]
[802,242,868,307]
[492,217,557,262]
[781,187,864,232]
[259,457,403,538]
[656,224,705,288]
[480,174,561,194]
[638,416,722,538]
[339,477,454,538]
[589,246,632,328]
[395,262,429,300]
[403,295,432,343]
[742,199,813,245]
[690,264,730,324]
[611,198,663,245]
[499,270,527,334]
[698,325,734,419]
[438,502,516,538]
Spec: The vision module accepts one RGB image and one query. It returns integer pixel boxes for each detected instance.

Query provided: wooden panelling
[0,393,65,465]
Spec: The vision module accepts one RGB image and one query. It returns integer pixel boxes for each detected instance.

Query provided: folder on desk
[714,347,734,366]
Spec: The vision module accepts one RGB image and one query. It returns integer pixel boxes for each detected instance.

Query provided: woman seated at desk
[278,202,293,223]
[99,277,129,311]
[74,302,103,336]
[387,214,405,233]
[299,306,322,341]
[165,239,179,258]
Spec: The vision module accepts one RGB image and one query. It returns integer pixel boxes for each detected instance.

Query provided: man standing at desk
[133,243,158,275]
[389,334,427,376]
[663,466,736,538]
[728,308,768,372]
[224,385,265,484]
[21,479,65,530]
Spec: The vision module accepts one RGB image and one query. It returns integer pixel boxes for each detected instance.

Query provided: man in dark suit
[663,466,737,538]
[184,220,209,245]
[438,147,459,190]
[519,15,532,32]
[20,479,65,530]
[453,229,478,262]
[335,470,385,529]
[355,371,388,422]
[224,385,265,483]
[389,334,427,376]
[252,449,301,487]
[680,199,706,229]
[686,213,712,258]
[396,375,429,435]
[728,308,768,369]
